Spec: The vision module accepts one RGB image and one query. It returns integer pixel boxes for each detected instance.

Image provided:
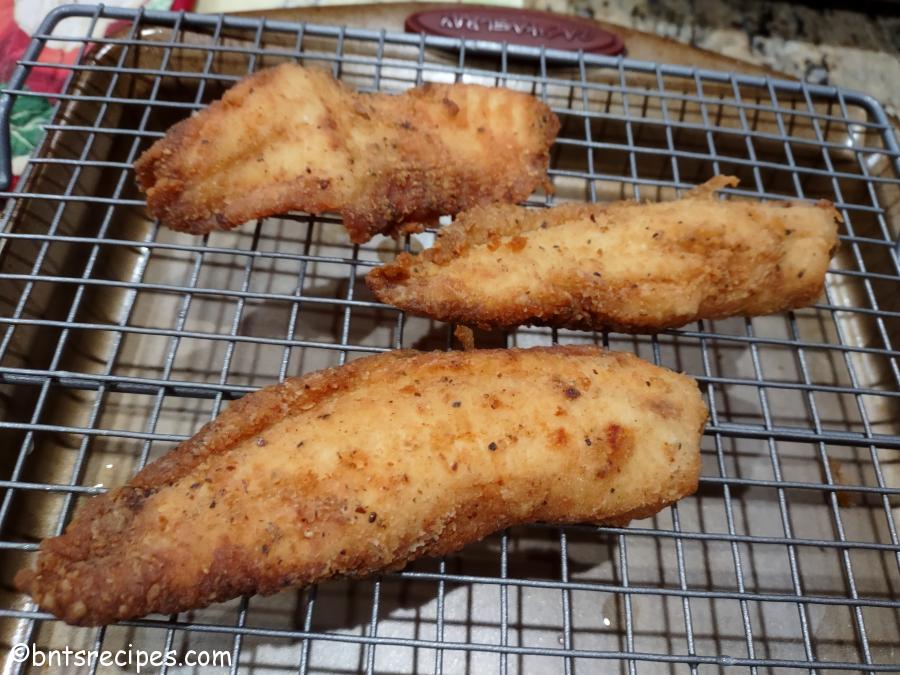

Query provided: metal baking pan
[0,4,897,672]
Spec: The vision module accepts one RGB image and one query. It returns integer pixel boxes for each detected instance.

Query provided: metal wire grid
[0,4,897,673]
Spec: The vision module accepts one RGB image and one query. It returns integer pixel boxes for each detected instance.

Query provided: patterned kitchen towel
[2,0,195,187]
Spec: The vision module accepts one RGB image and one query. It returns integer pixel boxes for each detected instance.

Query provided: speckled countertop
[197,0,900,117]
[532,0,900,116]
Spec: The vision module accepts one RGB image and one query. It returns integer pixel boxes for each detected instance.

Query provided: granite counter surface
[528,0,900,116]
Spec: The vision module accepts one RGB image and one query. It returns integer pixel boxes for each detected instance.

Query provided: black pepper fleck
[209,500,216,509]
[565,387,581,399]
[190,482,201,489]
[488,442,497,451]
[368,512,377,523]
[452,401,461,407]
[585,438,592,446]
[256,437,266,447]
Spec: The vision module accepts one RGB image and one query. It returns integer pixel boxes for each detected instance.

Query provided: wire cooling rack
[0,4,898,673]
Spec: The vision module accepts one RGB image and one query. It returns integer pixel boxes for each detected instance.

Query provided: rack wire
[0,4,898,673]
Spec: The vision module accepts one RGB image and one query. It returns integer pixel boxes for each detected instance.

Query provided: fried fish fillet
[134,64,559,243]
[17,346,705,626]
[367,176,840,332]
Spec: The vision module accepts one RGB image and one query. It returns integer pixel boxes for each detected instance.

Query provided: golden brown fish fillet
[134,63,559,244]
[16,346,705,626]
[366,176,841,332]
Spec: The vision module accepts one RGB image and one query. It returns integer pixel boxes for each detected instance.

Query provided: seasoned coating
[134,63,559,243]
[367,176,841,332]
[16,346,705,626]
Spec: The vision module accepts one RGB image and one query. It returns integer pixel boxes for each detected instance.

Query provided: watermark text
[11,642,232,672]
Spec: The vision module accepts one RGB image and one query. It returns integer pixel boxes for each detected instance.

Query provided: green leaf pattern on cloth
[3,84,52,159]
[3,1,185,179]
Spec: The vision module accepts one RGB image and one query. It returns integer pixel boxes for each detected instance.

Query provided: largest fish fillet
[16,346,705,626]
[367,176,841,332]
[134,64,559,243]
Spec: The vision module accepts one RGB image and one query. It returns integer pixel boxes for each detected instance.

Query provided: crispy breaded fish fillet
[367,176,840,332]
[134,64,559,243]
[17,346,705,626]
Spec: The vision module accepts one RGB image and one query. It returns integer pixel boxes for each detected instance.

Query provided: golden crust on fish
[16,346,706,626]
[366,176,841,332]
[134,63,559,244]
